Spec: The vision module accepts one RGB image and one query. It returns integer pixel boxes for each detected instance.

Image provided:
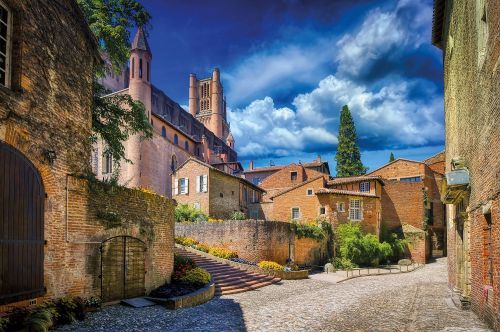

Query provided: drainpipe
[65,174,101,244]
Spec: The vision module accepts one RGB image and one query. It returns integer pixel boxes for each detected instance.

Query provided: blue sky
[140,0,444,173]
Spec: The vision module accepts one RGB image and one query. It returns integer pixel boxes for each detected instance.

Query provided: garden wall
[175,220,329,266]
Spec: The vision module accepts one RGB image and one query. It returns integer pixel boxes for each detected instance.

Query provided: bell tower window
[131,58,135,78]
[147,61,150,82]
[0,1,12,88]
[139,58,143,78]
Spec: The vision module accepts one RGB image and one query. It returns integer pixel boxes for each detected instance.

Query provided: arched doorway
[100,236,146,302]
[0,141,45,304]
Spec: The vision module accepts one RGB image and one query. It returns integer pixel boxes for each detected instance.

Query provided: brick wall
[370,160,424,179]
[175,220,329,266]
[439,0,499,328]
[403,229,428,264]
[381,181,425,230]
[209,168,243,218]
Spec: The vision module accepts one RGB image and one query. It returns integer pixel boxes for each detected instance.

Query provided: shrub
[175,236,199,247]
[208,247,238,259]
[258,261,284,271]
[331,257,357,270]
[230,211,246,220]
[380,223,409,262]
[175,204,207,223]
[194,243,210,253]
[179,267,211,286]
[24,306,58,332]
[294,222,327,240]
[172,254,197,281]
[53,297,78,325]
[378,242,393,264]
[208,217,224,223]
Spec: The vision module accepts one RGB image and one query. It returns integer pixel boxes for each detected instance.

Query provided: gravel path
[58,258,490,332]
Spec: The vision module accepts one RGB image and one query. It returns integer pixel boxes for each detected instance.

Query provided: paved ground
[59,258,490,332]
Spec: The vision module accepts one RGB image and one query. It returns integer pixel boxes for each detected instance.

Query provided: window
[161,126,166,137]
[291,171,298,181]
[338,202,345,212]
[291,208,300,220]
[306,188,314,196]
[349,199,362,221]
[184,141,189,151]
[102,152,113,174]
[359,181,370,192]
[179,178,188,194]
[196,175,208,193]
[400,176,421,182]
[147,61,150,81]
[0,2,11,87]
[220,192,223,198]
[319,207,326,215]
[174,134,178,145]
[139,58,143,78]
[131,58,135,78]
[171,155,177,172]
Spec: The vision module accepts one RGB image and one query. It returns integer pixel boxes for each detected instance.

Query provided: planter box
[146,283,215,310]
[176,244,309,280]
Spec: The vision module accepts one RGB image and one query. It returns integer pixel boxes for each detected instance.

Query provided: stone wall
[175,220,329,266]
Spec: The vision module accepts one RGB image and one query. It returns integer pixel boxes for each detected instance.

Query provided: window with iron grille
[349,199,362,220]
[0,1,11,87]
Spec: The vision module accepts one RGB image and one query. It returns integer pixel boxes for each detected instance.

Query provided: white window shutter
[203,175,208,192]
[173,178,178,196]
[196,176,200,193]
[185,178,189,194]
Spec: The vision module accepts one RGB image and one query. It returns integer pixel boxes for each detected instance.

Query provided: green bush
[172,254,197,281]
[175,236,199,247]
[174,204,208,223]
[208,247,238,259]
[378,242,393,264]
[231,211,246,220]
[380,223,408,262]
[258,261,284,271]
[331,257,357,270]
[179,267,211,286]
[293,222,327,240]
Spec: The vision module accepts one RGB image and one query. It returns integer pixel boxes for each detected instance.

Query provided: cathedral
[92,27,238,197]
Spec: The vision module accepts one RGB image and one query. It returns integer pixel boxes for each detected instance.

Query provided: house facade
[432,0,499,328]
[173,158,264,219]
[369,153,447,258]
[93,28,238,197]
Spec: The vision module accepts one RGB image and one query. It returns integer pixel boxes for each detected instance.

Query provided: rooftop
[315,188,378,198]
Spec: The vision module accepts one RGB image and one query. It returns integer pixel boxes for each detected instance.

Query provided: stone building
[244,155,331,186]
[94,28,237,197]
[369,152,447,259]
[432,0,499,328]
[173,158,264,219]
[0,0,174,312]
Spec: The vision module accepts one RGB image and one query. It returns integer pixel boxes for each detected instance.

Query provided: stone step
[216,276,276,288]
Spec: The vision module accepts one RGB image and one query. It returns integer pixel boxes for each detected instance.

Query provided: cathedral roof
[131,26,151,53]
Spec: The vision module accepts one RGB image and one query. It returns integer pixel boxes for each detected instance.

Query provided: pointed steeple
[131,26,151,54]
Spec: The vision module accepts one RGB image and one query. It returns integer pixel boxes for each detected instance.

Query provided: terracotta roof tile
[327,175,382,185]
[315,188,378,197]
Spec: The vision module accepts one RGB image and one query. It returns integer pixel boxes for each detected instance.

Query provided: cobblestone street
[59,258,490,332]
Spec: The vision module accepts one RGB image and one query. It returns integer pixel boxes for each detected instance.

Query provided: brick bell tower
[122,27,152,187]
[188,68,232,146]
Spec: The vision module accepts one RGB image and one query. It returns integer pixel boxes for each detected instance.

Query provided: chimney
[188,73,198,116]
[249,160,254,170]
[316,154,321,163]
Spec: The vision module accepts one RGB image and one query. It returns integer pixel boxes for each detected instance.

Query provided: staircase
[175,248,281,296]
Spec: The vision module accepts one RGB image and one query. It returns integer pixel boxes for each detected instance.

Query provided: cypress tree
[389,152,395,162]
[335,105,368,177]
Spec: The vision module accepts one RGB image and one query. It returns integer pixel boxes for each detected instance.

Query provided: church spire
[131,26,151,55]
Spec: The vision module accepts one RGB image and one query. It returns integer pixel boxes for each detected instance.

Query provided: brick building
[0,0,174,311]
[369,152,447,259]
[173,158,264,219]
[93,27,238,197]
[432,0,499,328]
[244,155,330,186]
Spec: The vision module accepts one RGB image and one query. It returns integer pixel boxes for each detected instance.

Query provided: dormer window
[291,171,298,181]
[0,2,12,88]
[359,181,370,192]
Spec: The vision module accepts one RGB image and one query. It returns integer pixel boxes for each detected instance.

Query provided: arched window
[147,61,150,81]
[139,58,143,78]
[174,134,178,145]
[161,126,166,137]
[184,141,189,151]
[131,58,135,78]
[171,154,177,172]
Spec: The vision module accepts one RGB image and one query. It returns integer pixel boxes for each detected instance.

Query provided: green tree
[78,0,153,164]
[389,152,395,162]
[335,105,368,176]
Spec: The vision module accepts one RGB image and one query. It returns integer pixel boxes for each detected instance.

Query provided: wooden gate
[100,236,146,302]
[0,141,45,304]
